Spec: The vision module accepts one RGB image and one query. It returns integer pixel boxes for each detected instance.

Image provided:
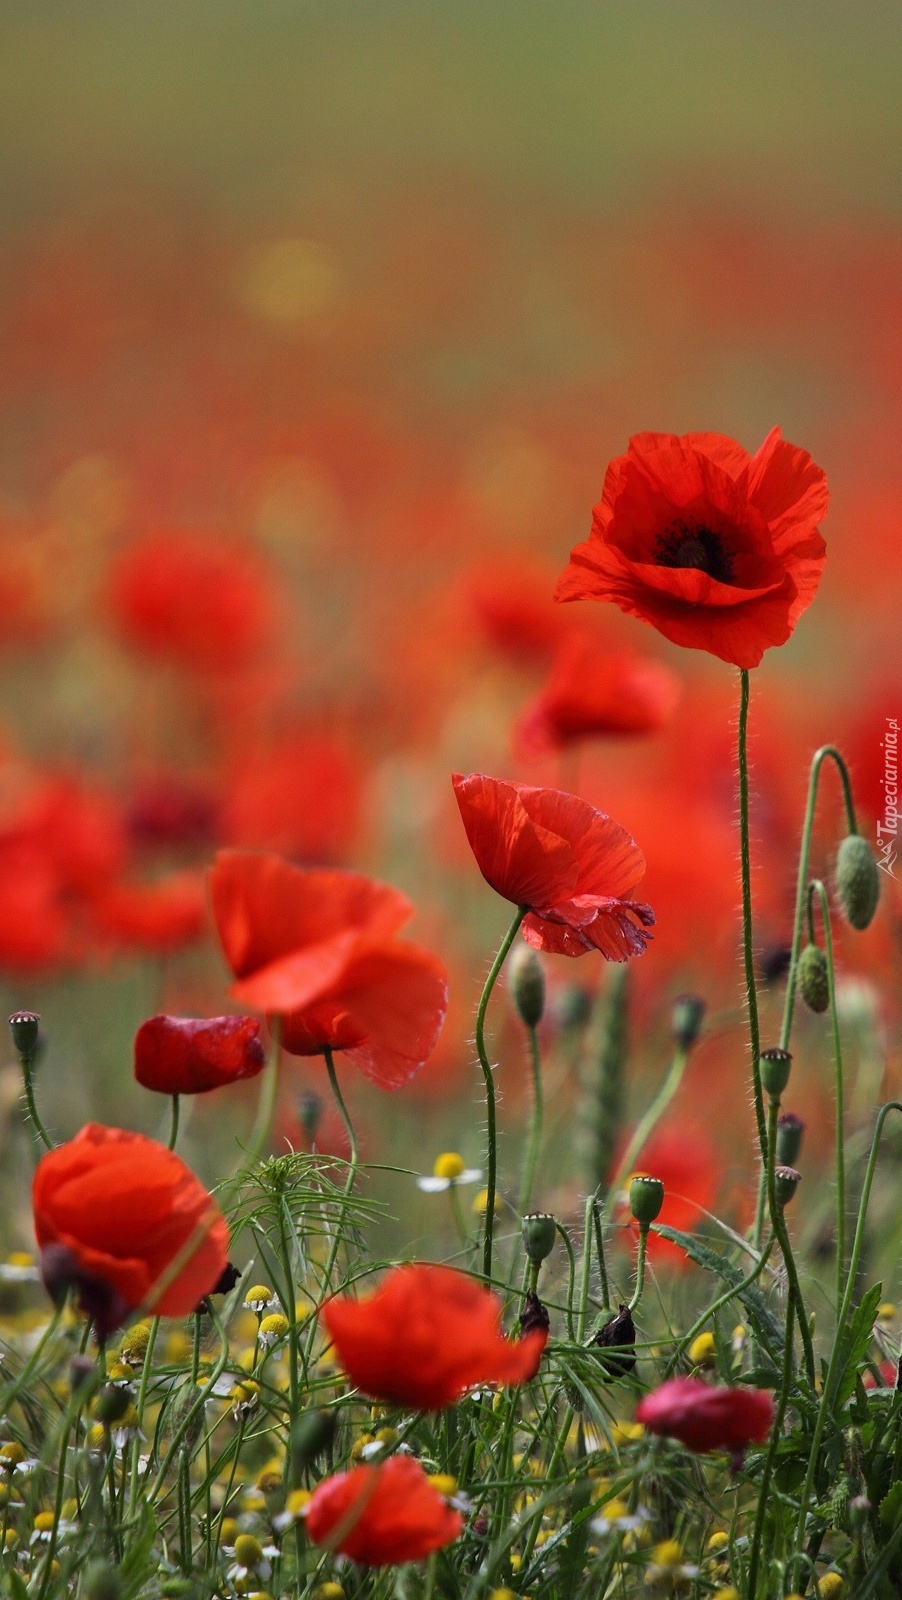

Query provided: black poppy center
[656,521,734,584]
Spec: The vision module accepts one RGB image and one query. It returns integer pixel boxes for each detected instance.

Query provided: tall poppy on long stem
[452,774,653,1278]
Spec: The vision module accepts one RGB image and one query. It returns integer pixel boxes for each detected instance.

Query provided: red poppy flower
[89,871,207,955]
[134,1015,266,1096]
[306,1455,462,1566]
[211,851,447,1089]
[452,774,654,960]
[636,1377,774,1466]
[517,635,680,751]
[32,1124,229,1337]
[322,1263,547,1409]
[555,429,828,668]
[105,530,276,674]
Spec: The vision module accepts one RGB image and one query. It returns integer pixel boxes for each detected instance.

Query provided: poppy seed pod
[671,994,706,1052]
[629,1174,665,1226]
[507,943,546,1029]
[522,1212,557,1264]
[798,943,830,1013]
[776,1113,805,1167]
[760,1047,792,1098]
[835,834,880,931]
[773,1165,801,1208]
[9,1010,40,1059]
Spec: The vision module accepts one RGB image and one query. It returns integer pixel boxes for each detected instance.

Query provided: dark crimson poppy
[636,1377,774,1466]
[322,1263,547,1409]
[134,1014,266,1096]
[211,851,447,1089]
[32,1125,229,1337]
[306,1455,462,1566]
[452,774,654,960]
[555,429,828,668]
[517,634,680,750]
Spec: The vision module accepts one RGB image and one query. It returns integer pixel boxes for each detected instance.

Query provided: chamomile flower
[591,1498,650,1536]
[257,1313,289,1350]
[244,1285,279,1315]
[273,1489,312,1532]
[227,1533,278,1585]
[416,1151,483,1192]
[0,1253,39,1283]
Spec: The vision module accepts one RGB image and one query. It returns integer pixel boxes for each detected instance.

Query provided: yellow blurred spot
[312,1585,346,1600]
[689,1332,716,1368]
[817,1578,845,1600]
[651,1540,683,1567]
[427,1474,458,1498]
[6,1253,34,1269]
[611,1421,645,1448]
[164,1330,191,1365]
[706,1531,730,1553]
[472,1187,504,1215]
[878,1302,897,1321]
[242,239,342,330]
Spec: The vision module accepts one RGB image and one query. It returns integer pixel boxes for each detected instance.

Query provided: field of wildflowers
[0,7,900,1598]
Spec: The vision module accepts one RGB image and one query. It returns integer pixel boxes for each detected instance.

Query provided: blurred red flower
[306,1455,462,1566]
[636,1377,774,1465]
[134,1014,266,1096]
[556,429,828,668]
[517,634,680,750]
[105,530,277,674]
[452,774,654,959]
[322,1262,547,1409]
[211,851,448,1088]
[32,1124,229,1337]
[218,731,362,862]
[89,871,208,955]
[465,558,567,664]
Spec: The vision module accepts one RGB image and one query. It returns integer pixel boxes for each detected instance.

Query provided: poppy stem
[811,879,846,1308]
[475,907,526,1281]
[19,1048,54,1152]
[737,670,769,1173]
[627,1225,648,1314]
[323,1046,358,1168]
[242,1017,282,1170]
[168,1094,181,1151]
[517,1023,544,1216]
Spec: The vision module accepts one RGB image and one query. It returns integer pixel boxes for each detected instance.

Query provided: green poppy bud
[798,943,829,1013]
[760,1047,792,1098]
[835,834,880,931]
[776,1113,805,1167]
[628,1174,664,1226]
[521,1212,557,1264]
[671,994,706,1052]
[291,1407,337,1473]
[507,943,545,1029]
[84,1560,122,1600]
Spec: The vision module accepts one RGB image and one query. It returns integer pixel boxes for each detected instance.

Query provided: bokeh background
[0,3,899,1272]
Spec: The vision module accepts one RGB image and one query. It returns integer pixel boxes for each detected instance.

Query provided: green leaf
[8,1571,27,1600]
[879,1480,902,1534]
[833,1282,883,1409]
[652,1225,786,1367]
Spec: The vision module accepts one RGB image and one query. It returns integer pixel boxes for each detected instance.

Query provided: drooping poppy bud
[835,835,880,931]
[507,943,546,1029]
[798,944,829,1013]
[519,1292,550,1339]
[760,1047,792,1098]
[595,1303,637,1380]
[636,1376,774,1468]
[671,994,706,1052]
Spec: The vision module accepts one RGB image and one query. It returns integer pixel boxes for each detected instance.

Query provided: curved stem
[518,1024,544,1216]
[576,1190,595,1343]
[20,1052,54,1151]
[240,1017,282,1171]
[323,1046,359,1168]
[312,1045,362,1308]
[475,907,526,1280]
[811,879,846,1307]
[606,1046,688,1207]
[627,1226,648,1315]
[168,1094,181,1151]
[781,744,857,1054]
[555,1221,577,1342]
